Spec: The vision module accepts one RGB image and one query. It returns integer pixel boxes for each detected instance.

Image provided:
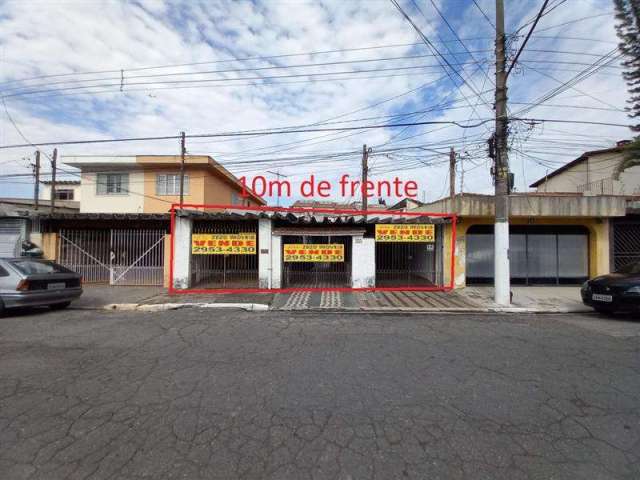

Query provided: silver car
[0,258,82,314]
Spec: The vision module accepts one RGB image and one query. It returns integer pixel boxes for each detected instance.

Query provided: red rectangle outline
[168,203,457,294]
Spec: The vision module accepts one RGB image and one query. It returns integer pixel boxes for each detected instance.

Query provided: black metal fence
[282,235,351,287]
[375,241,437,287]
[190,220,259,288]
[613,219,640,271]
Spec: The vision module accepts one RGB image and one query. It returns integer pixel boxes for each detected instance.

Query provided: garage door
[466,225,589,285]
[0,219,28,257]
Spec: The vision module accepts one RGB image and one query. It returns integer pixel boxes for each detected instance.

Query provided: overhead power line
[472,0,496,29]
[3,61,491,99]
[0,119,498,150]
[0,117,629,152]
[507,0,551,78]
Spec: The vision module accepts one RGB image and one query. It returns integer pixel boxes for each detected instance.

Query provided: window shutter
[97,174,107,194]
[120,173,129,193]
[157,175,166,195]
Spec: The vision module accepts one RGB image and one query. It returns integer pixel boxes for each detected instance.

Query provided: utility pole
[50,148,57,214]
[266,170,288,207]
[179,131,186,207]
[33,151,40,211]
[449,147,456,198]
[361,144,369,212]
[494,0,511,305]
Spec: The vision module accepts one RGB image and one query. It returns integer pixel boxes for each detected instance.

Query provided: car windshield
[616,262,640,274]
[9,259,73,275]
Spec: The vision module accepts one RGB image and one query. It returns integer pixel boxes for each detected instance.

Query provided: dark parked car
[581,261,640,314]
[0,258,82,315]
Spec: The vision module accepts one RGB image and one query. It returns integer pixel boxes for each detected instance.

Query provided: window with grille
[156,174,188,195]
[96,173,129,195]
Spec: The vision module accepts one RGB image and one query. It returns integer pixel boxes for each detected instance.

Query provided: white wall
[79,170,145,213]
[535,151,640,195]
[271,235,282,288]
[173,216,192,289]
[258,219,272,288]
[41,184,82,201]
[352,236,375,288]
[618,165,640,195]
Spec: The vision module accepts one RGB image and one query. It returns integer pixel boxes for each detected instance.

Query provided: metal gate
[58,229,165,285]
[613,220,640,271]
[190,221,259,288]
[111,230,165,286]
[375,242,436,287]
[0,218,29,257]
[282,236,351,287]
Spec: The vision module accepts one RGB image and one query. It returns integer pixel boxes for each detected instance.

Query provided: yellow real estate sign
[375,224,435,242]
[191,233,257,254]
[283,244,344,262]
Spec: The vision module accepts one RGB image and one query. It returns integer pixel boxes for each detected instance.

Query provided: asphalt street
[0,308,639,480]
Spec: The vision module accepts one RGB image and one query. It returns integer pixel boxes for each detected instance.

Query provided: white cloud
[0,0,631,204]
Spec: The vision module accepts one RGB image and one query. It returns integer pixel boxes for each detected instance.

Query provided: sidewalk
[462,286,592,313]
[73,285,274,311]
[71,285,591,313]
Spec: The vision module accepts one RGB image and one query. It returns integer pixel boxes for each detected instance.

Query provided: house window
[231,191,242,205]
[96,173,129,195]
[55,189,74,200]
[156,174,188,196]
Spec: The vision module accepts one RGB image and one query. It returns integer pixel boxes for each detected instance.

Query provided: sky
[0,0,632,206]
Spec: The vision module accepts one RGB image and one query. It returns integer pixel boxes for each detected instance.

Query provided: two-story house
[30,155,265,287]
[412,141,639,288]
[62,155,264,213]
[529,141,640,196]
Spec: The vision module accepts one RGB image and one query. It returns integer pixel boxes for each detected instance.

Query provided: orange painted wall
[142,167,207,213]
[142,166,260,212]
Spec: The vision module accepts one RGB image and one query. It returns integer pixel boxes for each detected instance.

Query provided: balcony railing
[577,177,614,195]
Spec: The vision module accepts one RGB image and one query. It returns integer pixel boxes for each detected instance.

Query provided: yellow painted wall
[443,216,611,289]
[41,232,58,261]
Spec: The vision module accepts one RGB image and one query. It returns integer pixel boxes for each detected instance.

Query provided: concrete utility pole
[266,170,288,207]
[50,148,57,214]
[179,131,186,207]
[449,147,456,198]
[494,0,511,305]
[361,144,369,212]
[33,150,40,211]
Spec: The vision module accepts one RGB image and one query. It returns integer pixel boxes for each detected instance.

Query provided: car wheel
[50,301,71,311]
[0,298,4,317]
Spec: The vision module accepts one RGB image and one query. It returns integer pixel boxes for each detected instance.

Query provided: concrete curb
[72,303,592,314]
[73,303,270,312]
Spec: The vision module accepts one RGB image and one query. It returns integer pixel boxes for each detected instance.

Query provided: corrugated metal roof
[29,209,449,224]
[179,209,449,224]
[30,213,170,220]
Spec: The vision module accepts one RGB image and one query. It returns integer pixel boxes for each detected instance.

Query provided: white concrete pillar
[494,222,511,304]
[173,215,192,289]
[258,219,272,288]
[351,236,375,288]
[271,235,282,288]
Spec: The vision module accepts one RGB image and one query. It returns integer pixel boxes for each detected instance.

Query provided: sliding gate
[282,236,351,288]
[190,221,259,288]
[58,229,165,285]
